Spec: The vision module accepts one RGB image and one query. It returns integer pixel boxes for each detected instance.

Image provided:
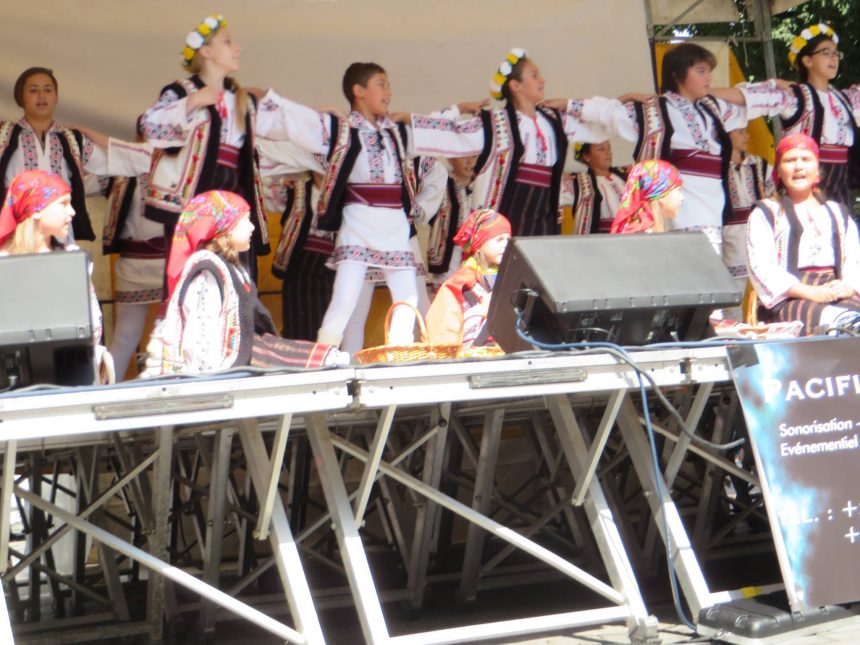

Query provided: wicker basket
[354,301,461,365]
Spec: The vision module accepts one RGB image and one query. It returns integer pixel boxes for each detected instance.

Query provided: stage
[0,344,854,643]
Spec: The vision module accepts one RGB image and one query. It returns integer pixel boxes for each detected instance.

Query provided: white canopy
[1,0,656,141]
[648,0,808,25]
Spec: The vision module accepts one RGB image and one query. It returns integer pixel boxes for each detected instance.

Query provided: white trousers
[319,263,418,347]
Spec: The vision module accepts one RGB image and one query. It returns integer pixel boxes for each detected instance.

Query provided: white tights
[319,263,418,347]
[342,277,430,354]
[109,303,150,379]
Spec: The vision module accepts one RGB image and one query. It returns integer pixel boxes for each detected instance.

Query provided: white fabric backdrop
[0,0,654,153]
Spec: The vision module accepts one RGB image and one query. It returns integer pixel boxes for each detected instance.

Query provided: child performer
[407,48,611,237]
[0,170,110,378]
[610,160,684,235]
[427,156,479,291]
[570,141,629,234]
[746,134,860,335]
[144,191,347,375]
[257,62,423,348]
[426,208,511,348]
[74,119,164,378]
[721,25,860,208]
[0,67,110,241]
[141,14,297,274]
[723,126,772,281]
[340,155,449,354]
[549,44,776,252]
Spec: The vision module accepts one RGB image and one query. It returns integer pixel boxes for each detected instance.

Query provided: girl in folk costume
[0,170,110,378]
[141,14,294,273]
[78,119,165,378]
[552,43,776,252]
[144,191,346,375]
[746,134,860,335]
[426,209,511,347]
[0,67,110,242]
[408,49,611,237]
[610,160,684,235]
[427,155,479,292]
[727,25,860,208]
[723,126,773,280]
[258,62,424,348]
[568,141,629,234]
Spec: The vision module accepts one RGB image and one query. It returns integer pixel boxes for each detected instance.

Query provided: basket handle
[383,300,429,345]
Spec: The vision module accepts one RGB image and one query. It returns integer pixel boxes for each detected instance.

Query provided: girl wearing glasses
[730,25,860,208]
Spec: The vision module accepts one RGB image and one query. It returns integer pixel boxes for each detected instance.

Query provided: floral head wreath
[573,143,586,162]
[181,14,227,69]
[788,23,838,68]
[489,48,527,100]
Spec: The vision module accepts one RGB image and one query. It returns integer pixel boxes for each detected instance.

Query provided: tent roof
[647,0,808,25]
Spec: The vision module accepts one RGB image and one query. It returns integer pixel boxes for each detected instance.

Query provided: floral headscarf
[453,208,512,258]
[773,133,819,188]
[610,160,682,234]
[0,170,71,245]
[166,190,250,297]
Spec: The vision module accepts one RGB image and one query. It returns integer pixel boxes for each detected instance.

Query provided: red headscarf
[773,133,820,187]
[611,160,682,234]
[0,170,71,246]
[166,190,250,298]
[453,208,512,258]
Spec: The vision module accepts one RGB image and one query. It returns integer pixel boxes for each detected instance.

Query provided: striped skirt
[251,334,337,369]
[280,249,335,341]
[820,162,851,214]
[504,181,558,237]
[766,269,860,335]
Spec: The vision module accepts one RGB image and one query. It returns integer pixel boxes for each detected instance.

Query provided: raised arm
[410,104,486,158]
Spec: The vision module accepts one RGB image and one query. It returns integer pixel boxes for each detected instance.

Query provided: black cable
[513,313,744,452]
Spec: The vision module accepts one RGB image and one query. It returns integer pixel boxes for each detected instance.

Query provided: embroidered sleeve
[107,139,153,177]
[746,204,798,308]
[81,134,108,176]
[410,111,485,158]
[560,99,613,143]
[737,80,796,121]
[180,271,229,373]
[257,138,326,175]
[579,96,639,142]
[413,157,448,225]
[841,85,860,124]
[142,88,195,148]
[254,90,331,154]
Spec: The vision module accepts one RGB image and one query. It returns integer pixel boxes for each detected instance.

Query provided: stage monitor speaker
[487,232,742,353]
[0,251,95,388]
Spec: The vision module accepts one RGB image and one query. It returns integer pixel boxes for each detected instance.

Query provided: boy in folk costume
[426,209,511,348]
[258,62,423,347]
[141,14,297,278]
[548,43,777,254]
[341,155,449,354]
[407,49,611,238]
[0,67,110,242]
[568,141,629,234]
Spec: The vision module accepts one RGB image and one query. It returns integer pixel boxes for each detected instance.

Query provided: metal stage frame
[0,347,784,644]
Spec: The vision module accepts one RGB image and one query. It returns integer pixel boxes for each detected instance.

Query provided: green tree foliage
[654,0,860,85]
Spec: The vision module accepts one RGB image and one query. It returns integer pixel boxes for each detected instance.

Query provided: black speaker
[487,232,743,352]
[0,251,95,388]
